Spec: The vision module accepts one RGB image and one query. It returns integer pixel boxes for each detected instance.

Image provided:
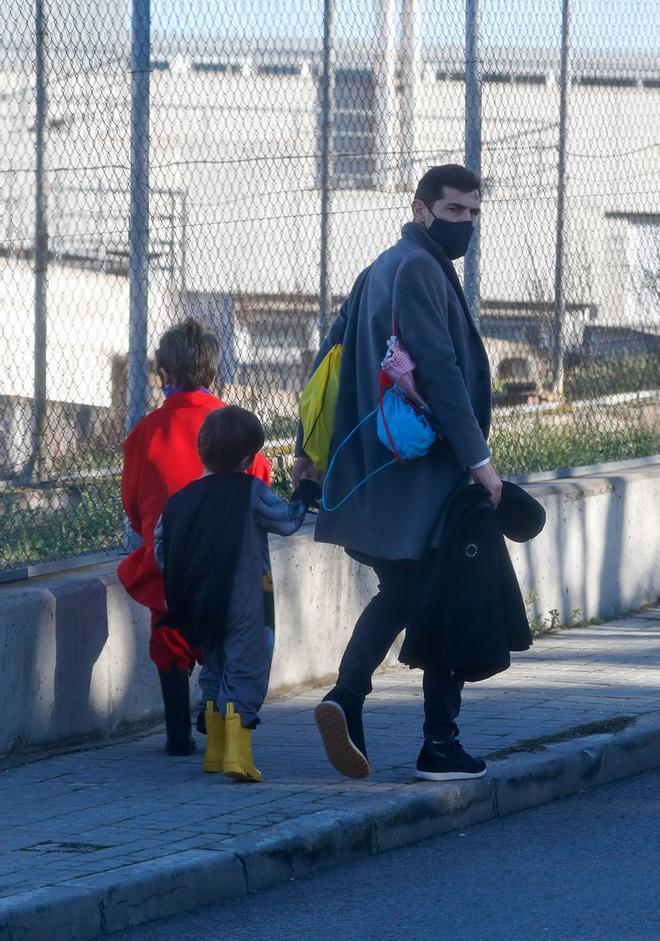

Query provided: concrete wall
[508,462,660,626]
[0,460,658,757]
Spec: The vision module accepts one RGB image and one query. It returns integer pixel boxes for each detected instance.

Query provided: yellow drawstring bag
[298,343,342,471]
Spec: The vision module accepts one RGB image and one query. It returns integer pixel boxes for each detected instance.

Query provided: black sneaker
[315,686,370,779]
[415,738,487,781]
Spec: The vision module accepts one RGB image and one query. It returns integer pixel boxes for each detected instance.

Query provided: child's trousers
[199,622,274,728]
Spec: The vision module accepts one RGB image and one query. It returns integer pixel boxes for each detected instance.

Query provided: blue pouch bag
[376,381,437,462]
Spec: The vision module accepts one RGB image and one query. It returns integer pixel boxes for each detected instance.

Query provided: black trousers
[337,556,463,741]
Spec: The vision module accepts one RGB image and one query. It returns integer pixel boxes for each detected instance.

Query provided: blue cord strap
[322,249,436,513]
[321,407,397,512]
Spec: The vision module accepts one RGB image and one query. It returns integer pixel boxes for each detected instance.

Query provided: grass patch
[263,414,298,440]
[1,403,658,573]
[491,422,659,478]
[1,479,123,570]
[564,352,659,400]
[270,463,294,500]
[525,591,605,638]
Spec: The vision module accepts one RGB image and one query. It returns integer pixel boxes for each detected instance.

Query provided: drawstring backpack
[299,343,342,472]
[322,250,440,511]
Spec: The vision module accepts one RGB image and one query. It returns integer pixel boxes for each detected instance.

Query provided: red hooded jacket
[117,391,271,613]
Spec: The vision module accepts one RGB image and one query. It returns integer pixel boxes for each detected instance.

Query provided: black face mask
[425,209,474,260]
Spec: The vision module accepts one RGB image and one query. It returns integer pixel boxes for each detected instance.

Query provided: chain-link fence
[1,0,658,575]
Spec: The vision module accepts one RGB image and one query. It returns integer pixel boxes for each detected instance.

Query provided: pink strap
[391,248,431,337]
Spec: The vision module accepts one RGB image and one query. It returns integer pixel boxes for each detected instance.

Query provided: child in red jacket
[117,318,271,755]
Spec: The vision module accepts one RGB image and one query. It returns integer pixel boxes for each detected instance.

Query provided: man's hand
[290,478,322,511]
[471,461,503,508]
[291,455,323,489]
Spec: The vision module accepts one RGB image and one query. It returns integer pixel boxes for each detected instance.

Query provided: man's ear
[411,198,428,225]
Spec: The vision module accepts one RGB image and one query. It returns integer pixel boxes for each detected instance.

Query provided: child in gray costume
[155,405,319,780]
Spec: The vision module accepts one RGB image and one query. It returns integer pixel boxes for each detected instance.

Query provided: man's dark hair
[155,318,220,389]
[198,405,265,474]
[414,164,481,206]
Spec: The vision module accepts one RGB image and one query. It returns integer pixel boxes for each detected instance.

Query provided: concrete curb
[2,711,660,940]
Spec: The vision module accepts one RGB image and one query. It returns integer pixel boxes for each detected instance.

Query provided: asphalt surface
[113,768,660,941]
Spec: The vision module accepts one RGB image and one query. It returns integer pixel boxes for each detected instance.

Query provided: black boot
[314,685,370,779]
[158,669,196,756]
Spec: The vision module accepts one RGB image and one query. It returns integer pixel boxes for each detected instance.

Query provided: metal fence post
[31,0,49,481]
[374,0,397,191]
[552,0,572,396]
[400,0,421,190]
[464,0,482,331]
[127,0,151,434]
[124,0,151,552]
[318,0,335,340]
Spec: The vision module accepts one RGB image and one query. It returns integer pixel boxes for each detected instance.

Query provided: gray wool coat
[302,221,492,561]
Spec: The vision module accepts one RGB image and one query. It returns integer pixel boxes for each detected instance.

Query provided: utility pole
[552,0,572,396]
[464,0,482,330]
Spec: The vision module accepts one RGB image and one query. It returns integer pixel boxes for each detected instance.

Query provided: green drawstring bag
[299,343,342,472]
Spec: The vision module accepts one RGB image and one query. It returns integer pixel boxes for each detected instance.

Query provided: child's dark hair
[198,406,265,474]
[155,318,220,389]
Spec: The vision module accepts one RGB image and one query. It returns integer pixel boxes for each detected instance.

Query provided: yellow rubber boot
[223,702,261,783]
[204,700,225,773]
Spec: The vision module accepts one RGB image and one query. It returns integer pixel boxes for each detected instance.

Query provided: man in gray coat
[293,165,502,782]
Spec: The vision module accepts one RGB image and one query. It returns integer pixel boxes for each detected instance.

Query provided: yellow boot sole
[223,762,261,783]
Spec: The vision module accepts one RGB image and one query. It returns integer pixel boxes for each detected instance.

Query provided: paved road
[114,768,660,941]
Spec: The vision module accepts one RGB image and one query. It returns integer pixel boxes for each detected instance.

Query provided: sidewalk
[1,609,659,941]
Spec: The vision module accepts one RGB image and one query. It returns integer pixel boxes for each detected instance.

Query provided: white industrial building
[0,24,658,419]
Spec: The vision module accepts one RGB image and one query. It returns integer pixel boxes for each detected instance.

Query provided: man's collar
[400,222,473,324]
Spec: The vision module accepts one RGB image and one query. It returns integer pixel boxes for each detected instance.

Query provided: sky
[149,0,659,53]
[1,0,656,64]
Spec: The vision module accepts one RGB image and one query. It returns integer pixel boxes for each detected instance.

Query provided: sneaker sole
[314,701,370,779]
[414,768,487,782]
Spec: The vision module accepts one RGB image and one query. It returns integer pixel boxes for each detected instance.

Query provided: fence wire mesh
[0,0,658,574]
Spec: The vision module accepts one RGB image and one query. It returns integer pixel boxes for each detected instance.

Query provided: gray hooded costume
[300,221,492,562]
